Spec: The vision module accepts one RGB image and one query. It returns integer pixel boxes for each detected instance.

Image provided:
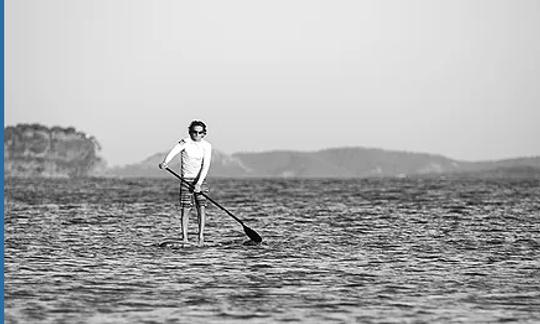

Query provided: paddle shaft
[165,167,245,226]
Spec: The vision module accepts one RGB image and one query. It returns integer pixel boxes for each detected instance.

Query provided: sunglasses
[190,130,206,135]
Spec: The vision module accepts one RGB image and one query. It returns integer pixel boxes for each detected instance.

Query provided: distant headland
[4,124,106,178]
[4,123,540,178]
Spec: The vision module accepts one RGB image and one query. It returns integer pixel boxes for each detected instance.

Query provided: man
[159,120,212,246]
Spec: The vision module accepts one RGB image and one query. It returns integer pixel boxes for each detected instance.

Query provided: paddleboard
[158,239,195,247]
[141,238,258,248]
[156,239,222,248]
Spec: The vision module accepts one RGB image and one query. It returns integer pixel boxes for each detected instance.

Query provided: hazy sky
[6,0,540,166]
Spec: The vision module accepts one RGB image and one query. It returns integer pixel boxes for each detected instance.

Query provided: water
[4,177,540,323]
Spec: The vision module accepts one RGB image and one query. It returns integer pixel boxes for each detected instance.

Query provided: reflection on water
[4,177,540,323]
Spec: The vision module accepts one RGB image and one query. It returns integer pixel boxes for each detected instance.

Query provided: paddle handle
[164,167,245,226]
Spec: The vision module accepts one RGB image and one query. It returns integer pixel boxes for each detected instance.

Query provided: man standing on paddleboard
[159,120,212,246]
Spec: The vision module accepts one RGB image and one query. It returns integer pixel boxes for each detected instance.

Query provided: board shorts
[178,178,209,208]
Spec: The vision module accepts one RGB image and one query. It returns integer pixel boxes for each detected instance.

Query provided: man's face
[189,125,205,142]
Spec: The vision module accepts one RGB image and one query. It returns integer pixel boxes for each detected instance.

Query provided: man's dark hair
[188,120,207,133]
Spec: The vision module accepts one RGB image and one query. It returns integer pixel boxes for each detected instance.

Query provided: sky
[5,0,540,166]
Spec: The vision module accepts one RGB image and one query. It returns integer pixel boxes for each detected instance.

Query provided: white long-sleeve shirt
[162,137,212,185]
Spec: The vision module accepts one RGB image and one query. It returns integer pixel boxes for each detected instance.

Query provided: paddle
[164,167,263,243]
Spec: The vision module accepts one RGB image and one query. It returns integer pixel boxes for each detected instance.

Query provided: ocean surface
[4,177,540,323]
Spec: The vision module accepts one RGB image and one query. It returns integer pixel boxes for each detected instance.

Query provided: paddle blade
[243,225,262,243]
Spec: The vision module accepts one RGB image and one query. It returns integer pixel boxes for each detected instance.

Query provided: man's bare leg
[180,207,190,243]
[196,204,206,246]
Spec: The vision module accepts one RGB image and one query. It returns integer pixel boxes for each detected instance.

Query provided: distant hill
[458,156,540,173]
[106,147,540,178]
[232,148,462,177]
[4,124,106,178]
[106,149,249,178]
[449,165,540,179]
